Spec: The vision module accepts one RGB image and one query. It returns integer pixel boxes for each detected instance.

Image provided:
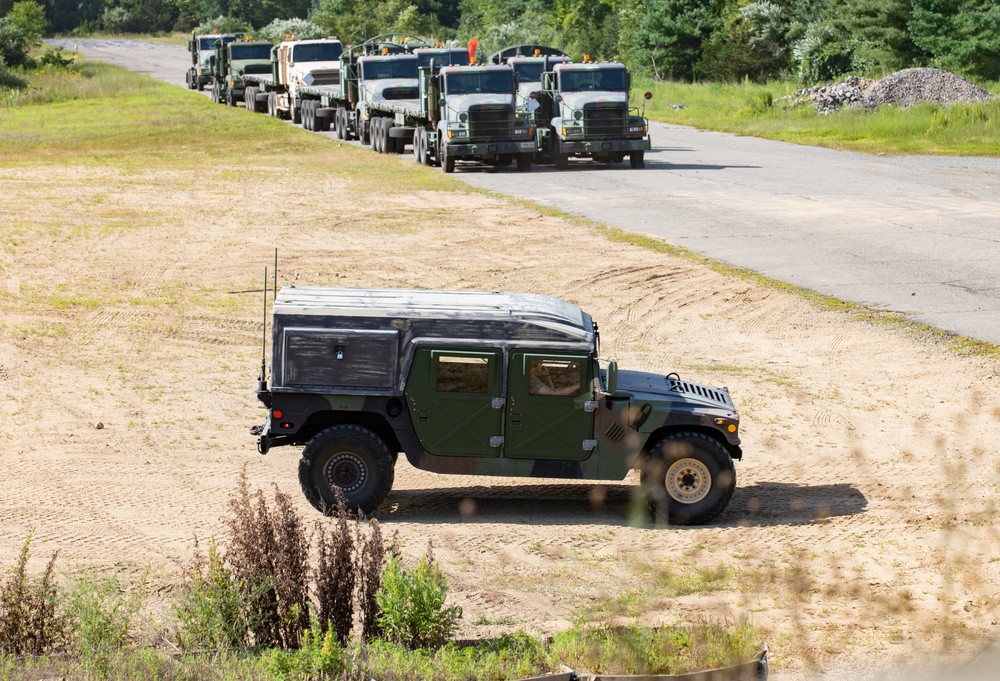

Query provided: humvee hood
[617,369,735,410]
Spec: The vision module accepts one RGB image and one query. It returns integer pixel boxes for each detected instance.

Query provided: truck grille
[468,103,513,141]
[666,379,734,408]
[583,102,626,139]
[382,86,418,100]
[243,64,271,75]
[307,71,339,86]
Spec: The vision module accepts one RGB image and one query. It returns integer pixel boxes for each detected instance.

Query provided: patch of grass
[358,634,548,681]
[638,77,1000,156]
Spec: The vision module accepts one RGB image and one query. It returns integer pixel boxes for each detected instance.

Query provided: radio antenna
[273,248,278,301]
[258,266,268,393]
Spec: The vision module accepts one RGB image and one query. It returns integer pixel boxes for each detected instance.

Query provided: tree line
[5,0,999,84]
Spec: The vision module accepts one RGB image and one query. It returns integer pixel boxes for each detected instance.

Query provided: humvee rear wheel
[299,425,395,516]
[640,431,735,525]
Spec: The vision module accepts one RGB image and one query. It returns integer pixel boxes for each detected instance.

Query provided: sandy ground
[1,144,1000,678]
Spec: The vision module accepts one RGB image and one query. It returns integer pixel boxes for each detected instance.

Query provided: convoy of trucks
[186,31,235,91]
[196,34,652,172]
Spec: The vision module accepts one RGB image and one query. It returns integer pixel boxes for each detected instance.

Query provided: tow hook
[257,435,270,455]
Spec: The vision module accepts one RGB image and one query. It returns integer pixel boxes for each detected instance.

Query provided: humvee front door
[405,347,503,457]
[505,351,594,461]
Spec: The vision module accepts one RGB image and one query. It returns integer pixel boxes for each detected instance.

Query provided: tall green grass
[637,78,1000,156]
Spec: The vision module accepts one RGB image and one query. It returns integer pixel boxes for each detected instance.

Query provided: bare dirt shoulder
[1,140,999,678]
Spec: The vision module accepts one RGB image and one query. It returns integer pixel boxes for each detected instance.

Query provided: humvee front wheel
[640,431,735,525]
[299,425,395,516]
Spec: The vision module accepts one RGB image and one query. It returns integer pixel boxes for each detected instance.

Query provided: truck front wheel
[630,151,645,169]
[299,425,395,516]
[640,431,735,525]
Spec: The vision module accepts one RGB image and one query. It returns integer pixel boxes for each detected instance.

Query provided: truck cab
[253,287,743,525]
[434,64,536,171]
[508,54,572,113]
[186,32,235,90]
[354,53,420,143]
[273,38,344,121]
[414,46,469,69]
[538,61,652,169]
[212,39,273,106]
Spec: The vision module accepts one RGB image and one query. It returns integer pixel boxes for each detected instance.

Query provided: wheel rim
[665,458,712,504]
[324,452,367,494]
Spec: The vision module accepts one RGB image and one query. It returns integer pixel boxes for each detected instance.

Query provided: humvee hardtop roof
[273,286,594,342]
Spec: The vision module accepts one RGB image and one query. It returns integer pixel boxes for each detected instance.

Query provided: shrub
[313,492,355,645]
[258,18,325,43]
[173,536,250,651]
[194,15,251,36]
[65,572,145,676]
[0,531,62,655]
[262,615,344,678]
[376,544,461,649]
[0,54,27,90]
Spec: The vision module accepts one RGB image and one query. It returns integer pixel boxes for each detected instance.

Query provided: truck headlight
[562,126,583,136]
[628,126,644,133]
[514,127,529,135]
[447,129,467,139]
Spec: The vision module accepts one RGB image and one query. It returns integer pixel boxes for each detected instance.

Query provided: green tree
[6,0,46,35]
[828,0,926,74]
[626,0,715,81]
[696,0,789,82]
[0,1,47,68]
[910,0,1000,80]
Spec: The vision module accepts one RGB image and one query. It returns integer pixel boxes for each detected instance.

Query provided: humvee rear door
[505,352,594,461]
[405,348,503,457]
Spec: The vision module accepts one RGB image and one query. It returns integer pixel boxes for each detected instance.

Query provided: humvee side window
[436,355,489,393]
[528,359,581,396]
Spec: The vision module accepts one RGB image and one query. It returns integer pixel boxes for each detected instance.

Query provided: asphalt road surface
[51,39,1000,344]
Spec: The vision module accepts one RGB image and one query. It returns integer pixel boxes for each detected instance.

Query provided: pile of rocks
[779,68,994,113]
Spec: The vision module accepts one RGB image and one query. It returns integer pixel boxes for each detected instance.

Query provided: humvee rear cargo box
[253,287,743,524]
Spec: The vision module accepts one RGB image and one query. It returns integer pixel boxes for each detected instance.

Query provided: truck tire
[516,153,532,171]
[640,431,736,525]
[412,129,422,163]
[292,103,302,125]
[336,109,346,139]
[197,77,205,92]
[304,101,315,131]
[267,92,276,117]
[554,152,569,170]
[299,425,395,516]
[630,151,645,169]
[441,144,455,173]
[384,122,397,153]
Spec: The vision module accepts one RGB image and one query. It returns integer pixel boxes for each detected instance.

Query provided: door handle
[511,412,521,426]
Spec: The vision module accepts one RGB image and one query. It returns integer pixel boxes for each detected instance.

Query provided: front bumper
[445,140,537,159]
[559,136,651,154]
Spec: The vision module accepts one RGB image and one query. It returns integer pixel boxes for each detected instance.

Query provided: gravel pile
[779,68,994,114]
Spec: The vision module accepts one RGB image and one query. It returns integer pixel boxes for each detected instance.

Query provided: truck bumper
[560,137,651,154]
[446,140,537,159]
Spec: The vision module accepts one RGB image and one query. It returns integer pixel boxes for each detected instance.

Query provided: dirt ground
[1,151,999,679]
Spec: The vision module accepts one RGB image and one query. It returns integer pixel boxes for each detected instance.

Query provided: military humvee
[252,287,742,525]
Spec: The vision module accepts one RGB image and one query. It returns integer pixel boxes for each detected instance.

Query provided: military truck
[210,38,273,106]
[251,287,743,525]
[186,32,235,91]
[534,59,652,169]
[489,44,571,112]
[241,37,344,122]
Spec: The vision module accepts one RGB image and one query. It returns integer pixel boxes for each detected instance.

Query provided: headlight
[573,110,583,120]
[562,126,583,136]
[514,127,528,135]
[628,126,644,133]
[458,112,468,123]
[447,129,468,138]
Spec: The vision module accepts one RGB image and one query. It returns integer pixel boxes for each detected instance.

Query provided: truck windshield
[199,36,233,50]
[560,68,627,92]
[230,44,272,61]
[293,43,343,62]
[446,71,514,95]
[417,49,470,68]
[361,58,418,80]
[513,62,543,83]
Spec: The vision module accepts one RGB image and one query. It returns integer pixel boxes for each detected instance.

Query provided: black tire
[292,103,302,125]
[495,154,513,167]
[442,144,455,173]
[516,153,532,171]
[630,151,645,169]
[554,152,569,170]
[640,431,736,525]
[336,109,347,139]
[299,425,395,516]
[306,101,316,131]
[196,78,205,92]
[412,128,422,163]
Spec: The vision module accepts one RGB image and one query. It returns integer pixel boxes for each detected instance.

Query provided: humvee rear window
[436,356,489,393]
[529,359,581,396]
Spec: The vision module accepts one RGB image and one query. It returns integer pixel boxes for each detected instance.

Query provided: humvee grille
[583,102,626,139]
[468,103,513,141]
[667,379,733,407]
[605,422,626,443]
[382,86,418,100]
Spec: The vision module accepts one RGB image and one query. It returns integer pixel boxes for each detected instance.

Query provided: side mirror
[606,360,618,395]
[438,97,446,107]
[644,91,652,100]
[186,41,193,51]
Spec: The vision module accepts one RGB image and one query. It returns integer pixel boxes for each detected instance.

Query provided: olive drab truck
[211,37,274,106]
[186,32,235,91]
[535,58,652,169]
[240,37,345,121]
[251,287,744,525]
[489,44,571,113]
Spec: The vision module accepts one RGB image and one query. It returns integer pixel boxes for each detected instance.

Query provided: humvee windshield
[417,49,469,68]
[361,58,418,80]
[513,62,544,83]
[560,68,627,92]
[293,42,343,62]
[446,71,514,95]
[199,35,233,50]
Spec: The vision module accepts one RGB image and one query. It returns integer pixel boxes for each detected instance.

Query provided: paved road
[51,39,1000,344]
